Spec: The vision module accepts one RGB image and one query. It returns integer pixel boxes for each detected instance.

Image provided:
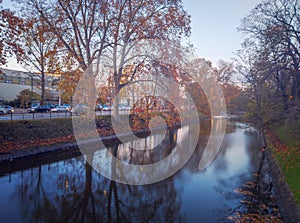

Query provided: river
[0,118,264,222]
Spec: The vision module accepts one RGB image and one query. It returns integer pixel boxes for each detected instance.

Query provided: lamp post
[58,73,62,106]
[30,74,33,107]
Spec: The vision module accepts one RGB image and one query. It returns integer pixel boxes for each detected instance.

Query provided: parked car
[45,104,56,109]
[3,105,14,114]
[28,105,51,113]
[124,105,131,110]
[51,105,71,112]
[102,105,112,111]
[0,105,8,115]
[71,104,88,115]
[62,104,71,109]
[95,104,103,111]
[118,104,131,110]
[28,106,38,113]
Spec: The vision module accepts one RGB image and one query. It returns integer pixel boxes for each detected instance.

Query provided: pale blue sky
[3,0,262,70]
[184,0,262,65]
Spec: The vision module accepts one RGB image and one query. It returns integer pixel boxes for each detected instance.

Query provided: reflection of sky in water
[221,129,249,176]
[0,175,24,223]
[176,121,260,222]
[0,120,260,222]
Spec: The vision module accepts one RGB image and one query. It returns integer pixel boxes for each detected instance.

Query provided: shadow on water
[0,119,267,222]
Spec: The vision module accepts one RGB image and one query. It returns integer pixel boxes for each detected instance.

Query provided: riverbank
[0,112,201,163]
[267,118,300,205]
[265,117,300,222]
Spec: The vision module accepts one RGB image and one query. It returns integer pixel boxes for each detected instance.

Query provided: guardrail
[0,111,72,121]
[0,109,162,121]
[0,110,119,121]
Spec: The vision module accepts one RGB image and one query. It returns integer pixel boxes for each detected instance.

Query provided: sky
[183,0,262,65]
[2,0,262,70]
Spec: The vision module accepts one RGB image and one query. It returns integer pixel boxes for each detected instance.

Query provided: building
[0,68,59,103]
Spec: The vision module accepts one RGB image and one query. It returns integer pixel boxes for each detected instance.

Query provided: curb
[0,141,79,164]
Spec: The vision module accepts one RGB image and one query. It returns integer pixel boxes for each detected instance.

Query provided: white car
[0,105,8,115]
[118,104,131,110]
[51,105,71,112]
[3,105,14,114]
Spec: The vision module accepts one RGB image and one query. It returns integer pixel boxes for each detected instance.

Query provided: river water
[0,118,262,222]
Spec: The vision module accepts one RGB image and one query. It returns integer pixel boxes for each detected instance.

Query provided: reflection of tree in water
[212,172,254,222]
[11,155,106,222]
[103,128,184,222]
[14,166,55,222]
[183,118,229,172]
[228,159,283,222]
[111,128,177,165]
[104,176,184,222]
[11,128,185,222]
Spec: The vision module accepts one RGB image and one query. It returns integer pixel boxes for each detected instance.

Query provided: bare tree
[239,0,300,112]
[102,0,191,116]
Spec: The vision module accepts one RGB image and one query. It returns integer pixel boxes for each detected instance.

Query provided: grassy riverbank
[267,118,300,205]
[0,114,132,154]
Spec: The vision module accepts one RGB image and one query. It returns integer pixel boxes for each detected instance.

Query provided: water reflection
[91,124,199,185]
[198,117,227,171]
[0,119,262,222]
[2,157,184,222]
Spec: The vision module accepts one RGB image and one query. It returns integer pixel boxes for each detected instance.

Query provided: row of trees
[1,0,241,115]
[1,0,191,106]
[236,0,300,125]
[9,0,298,121]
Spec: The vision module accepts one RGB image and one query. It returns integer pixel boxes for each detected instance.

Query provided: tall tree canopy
[15,0,191,111]
[237,0,300,122]
[0,0,24,66]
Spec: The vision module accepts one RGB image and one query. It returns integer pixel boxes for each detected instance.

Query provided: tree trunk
[41,71,45,105]
[112,71,120,118]
[279,83,289,111]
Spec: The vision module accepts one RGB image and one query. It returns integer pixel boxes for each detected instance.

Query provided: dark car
[28,105,51,113]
